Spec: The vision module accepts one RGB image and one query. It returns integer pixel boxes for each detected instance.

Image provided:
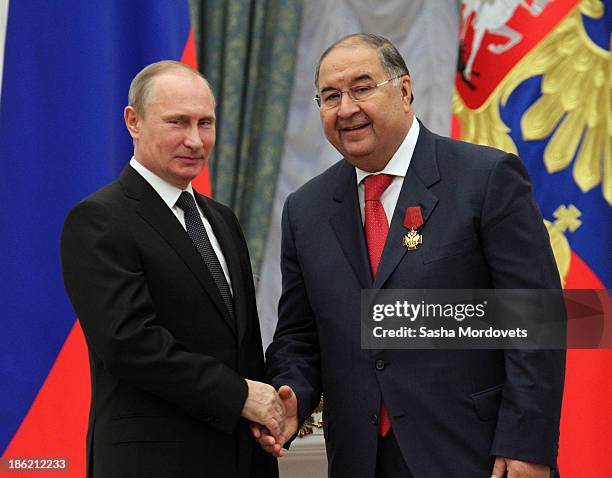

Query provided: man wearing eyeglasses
[256,34,564,477]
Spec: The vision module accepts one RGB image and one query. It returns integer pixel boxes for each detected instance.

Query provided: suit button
[375,360,385,371]
[371,414,378,425]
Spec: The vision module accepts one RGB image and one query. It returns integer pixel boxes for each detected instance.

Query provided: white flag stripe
[0,0,9,101]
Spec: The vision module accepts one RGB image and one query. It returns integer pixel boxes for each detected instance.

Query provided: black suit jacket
[61,165,277,478]
[266,123,565,477]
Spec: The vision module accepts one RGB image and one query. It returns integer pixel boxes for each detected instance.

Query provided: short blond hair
[128,60,212,112]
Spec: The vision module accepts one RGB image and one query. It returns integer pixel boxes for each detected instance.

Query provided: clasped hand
[491,456,550,478]
[241,380,298,457]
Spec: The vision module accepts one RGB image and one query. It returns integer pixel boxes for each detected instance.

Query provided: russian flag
[453,0,612,474]
[0,1,205,474]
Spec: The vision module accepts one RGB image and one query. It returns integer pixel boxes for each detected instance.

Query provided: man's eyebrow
[319,86,337,94]
[319,74,375,93]
[161,112,188,119]
[161,113,215,121]
[352,74,374,83]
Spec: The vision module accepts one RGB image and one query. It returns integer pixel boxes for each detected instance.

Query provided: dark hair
[314,33,413,103]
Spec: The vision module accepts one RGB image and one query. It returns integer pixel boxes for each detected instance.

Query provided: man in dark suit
[61,61,282,478]
[256,34,565,477]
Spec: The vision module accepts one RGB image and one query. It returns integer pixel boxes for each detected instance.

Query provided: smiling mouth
[342,123,370,132]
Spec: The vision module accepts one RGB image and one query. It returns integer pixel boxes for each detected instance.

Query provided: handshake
[241,379,299,457]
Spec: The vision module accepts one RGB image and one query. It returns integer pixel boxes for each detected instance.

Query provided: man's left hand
[250,385,298,457]
[491,457,550,478]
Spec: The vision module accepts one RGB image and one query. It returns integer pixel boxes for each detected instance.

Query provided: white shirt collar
[129,157,195,208]
[355,118,420,184]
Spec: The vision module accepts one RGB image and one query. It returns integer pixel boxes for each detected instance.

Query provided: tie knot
[175,191,198,213]
[364,174,393,201]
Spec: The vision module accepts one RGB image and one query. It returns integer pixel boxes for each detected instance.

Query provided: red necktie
[363,173,393,437]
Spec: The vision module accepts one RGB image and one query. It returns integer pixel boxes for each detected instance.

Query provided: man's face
[317,44,413,172]
[124,71,215,189]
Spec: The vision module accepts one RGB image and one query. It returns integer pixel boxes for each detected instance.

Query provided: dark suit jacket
[266,123,565,477]
[61,165,277,478]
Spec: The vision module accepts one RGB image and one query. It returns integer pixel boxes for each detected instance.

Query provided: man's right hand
[250,385,298,457]
[241,379,286,439]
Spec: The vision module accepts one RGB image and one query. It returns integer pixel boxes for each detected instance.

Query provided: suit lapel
[373,123,440,289]
[329,161,372,290]
[119,166,236,336]
[195,194,247,344]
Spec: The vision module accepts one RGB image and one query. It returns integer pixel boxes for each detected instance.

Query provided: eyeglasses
[314,75,403,109]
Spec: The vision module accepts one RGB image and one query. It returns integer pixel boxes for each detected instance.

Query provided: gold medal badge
[402,206,424,250]
[402,228,422,250]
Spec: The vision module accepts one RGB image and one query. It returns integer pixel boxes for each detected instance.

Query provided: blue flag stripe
[0,0,190,453]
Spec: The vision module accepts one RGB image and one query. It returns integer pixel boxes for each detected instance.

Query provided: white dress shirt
[130,157,233,294]
[355,119,420,225]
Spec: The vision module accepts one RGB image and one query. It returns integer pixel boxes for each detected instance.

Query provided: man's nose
[184,124,204,148]
[336,92,360,119]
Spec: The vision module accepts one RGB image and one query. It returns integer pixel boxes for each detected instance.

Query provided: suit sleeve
[60,199,248,435]
[265,193,323,427]
[480,154,566,467]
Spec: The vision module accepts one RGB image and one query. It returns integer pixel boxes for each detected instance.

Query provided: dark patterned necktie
[176,191,235,324]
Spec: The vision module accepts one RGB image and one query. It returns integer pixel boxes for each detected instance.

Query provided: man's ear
[124,106,141,139]
[400,75,413,110]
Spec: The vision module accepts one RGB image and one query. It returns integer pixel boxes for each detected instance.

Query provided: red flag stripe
[181,29,212,198]
[1,28,202,478]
